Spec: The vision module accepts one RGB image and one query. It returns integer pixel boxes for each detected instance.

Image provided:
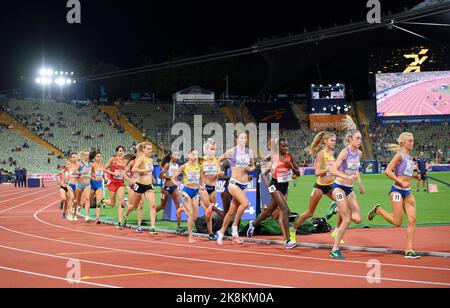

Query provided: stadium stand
[2,99,137,159]
[122,102,227,154]
[0,124,60,174]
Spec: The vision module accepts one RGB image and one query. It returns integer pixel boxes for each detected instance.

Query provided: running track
[378,77,450,116]
[1,184,450,288]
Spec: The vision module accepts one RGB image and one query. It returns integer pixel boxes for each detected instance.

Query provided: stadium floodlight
[66,79,72,84]
[71,72,74,75]
[55,77,65,86]
[73,80,77,84]
[65,72,68,75]
[337,106,341,110]
[35,78,41,84]
[60,71,64,75]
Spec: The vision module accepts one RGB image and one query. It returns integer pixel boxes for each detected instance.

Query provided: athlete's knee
[407,215,416,225]
[393,218,403,228]
[352,215,362,225]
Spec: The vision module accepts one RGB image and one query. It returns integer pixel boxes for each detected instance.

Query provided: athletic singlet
[183,162,201,186]
[110,157,126,181]
[230,147,250,169]
[68,163,79,178]
[165,162,179,178]
[138,157,154,176]
[338,148,361,175]
[92,164,104,181]
[271,154,292,184]
[79,161,92,178]
[317,150,336,186]
[202,157,218,176]
[60,171,69,185]
[395,153,415,178]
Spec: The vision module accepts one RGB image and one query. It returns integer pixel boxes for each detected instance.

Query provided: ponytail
[307,132,336,155]
[386,132,414,153]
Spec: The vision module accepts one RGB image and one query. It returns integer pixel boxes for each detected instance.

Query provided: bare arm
[158,163,171,180]
[104,158,115,176]
[384,153,408,188]
[132,156,147,174]
[261,168,271,188]
[170,165,185,186]
[314,152,327,177]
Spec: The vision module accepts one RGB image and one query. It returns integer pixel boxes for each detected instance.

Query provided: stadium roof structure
[251,1,450,51]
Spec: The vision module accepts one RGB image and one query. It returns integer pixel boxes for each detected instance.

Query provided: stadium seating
[368,122,449,163]
[122,103,227,153]
[0,125,60,174]
[2,100,137,160]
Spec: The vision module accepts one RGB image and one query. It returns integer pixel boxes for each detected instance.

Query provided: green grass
[437,84,450,96]
[91,172,450,230]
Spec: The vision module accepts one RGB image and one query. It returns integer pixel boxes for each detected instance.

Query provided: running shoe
[208,233,218,241]
[96,200,104,209]
[405,251,421,259]
[325,202,338,220]
[331,231,345,244]
[136,226,143,233]
[285,241,298,250]
[59,202,63,210]
[62,213,66,219]
[117,222,123,229]
[94,218,101,225]
[176,226,185,234]
[330,250,345,260]
[122,216,128,228]
[247,221,255,238]
[84,216,90,222]
[120,198,128,209]
[289,229,297,244]
[73,215,78,222]
[232,236,243,245]
[368,204,381,221]
[67,213,73,221]
[217,231,224,245]
[149,228,158,235]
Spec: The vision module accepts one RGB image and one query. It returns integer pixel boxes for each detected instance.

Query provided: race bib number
[268,185,277,194]
[133,184,140,191]
[277,172,292,183]
[393,193,402,202]
[335,192,344,202]
[106,179,112,186]
[405,161,415,177]
[216,181,226,193]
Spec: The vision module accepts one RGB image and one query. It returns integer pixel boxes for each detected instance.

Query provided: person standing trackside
[22,167,27,187]
[14,166,20,188]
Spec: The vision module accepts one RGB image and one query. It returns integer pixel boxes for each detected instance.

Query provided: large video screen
[376,71,450,118]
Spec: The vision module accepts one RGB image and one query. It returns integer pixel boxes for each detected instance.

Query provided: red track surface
[1,184,450,288]
[378,77,450,116]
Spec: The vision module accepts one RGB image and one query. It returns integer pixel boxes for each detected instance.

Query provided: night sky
[1,0,448,95]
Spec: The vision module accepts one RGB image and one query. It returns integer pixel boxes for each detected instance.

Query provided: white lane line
[0,265,120,288]
[34,204,450,272]
[0,191,59,214]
